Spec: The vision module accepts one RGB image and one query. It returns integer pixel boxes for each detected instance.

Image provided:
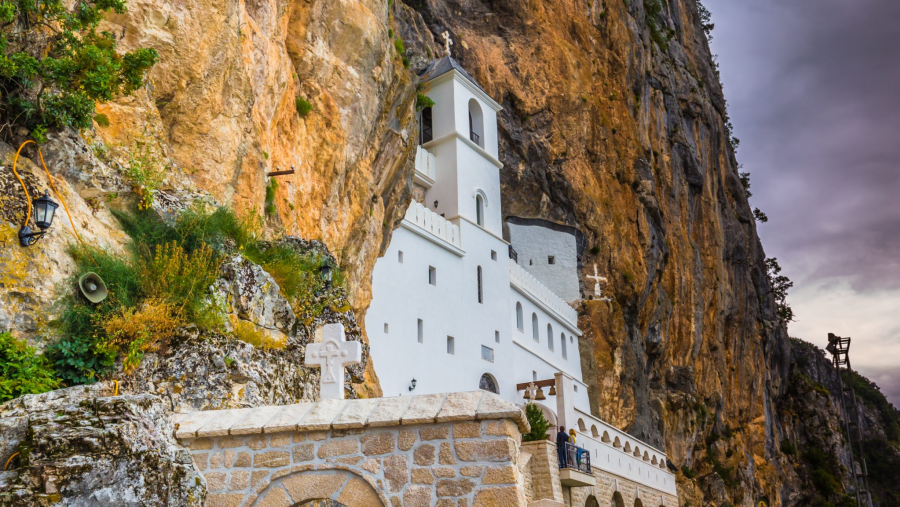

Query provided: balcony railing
[403,200,462,249]
[469,130,481,146]
[509,262,579,328]
[560,442,592,474]
[414,146,436,187]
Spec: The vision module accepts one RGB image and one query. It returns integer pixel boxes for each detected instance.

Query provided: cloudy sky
[704,0,900,406]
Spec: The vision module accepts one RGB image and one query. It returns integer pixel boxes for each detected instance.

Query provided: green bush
[0,0,158,136]
[47,334,115,386]
[0,331,61,402]
[680,465,697,479]
[393,37,405,55]
[780,438,797,456]
[522,402,551,442]
[416,93,434,110]
[296,97,313,117]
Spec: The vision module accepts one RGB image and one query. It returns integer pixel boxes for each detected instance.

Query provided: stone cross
[305,323,362,400]
[441,31,453,57]
[587,264,608,298]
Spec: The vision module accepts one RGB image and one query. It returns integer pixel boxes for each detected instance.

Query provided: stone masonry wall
[569,476,678,507]
[521,440,564,505]
[183,420,525,507]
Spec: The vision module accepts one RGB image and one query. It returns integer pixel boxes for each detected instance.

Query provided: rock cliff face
[1,0,899,505]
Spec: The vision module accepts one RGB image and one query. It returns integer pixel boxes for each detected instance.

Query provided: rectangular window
[384,323,389,334]
[428,266,436,286]
[548,255,555,265]
[574,385,578,392]
[447,336,455,355]
[398,251,404,263]
[491,250,497,261]
[417,319,423,343]
[532,371,537,381]
[481,345,494,363]
[477,266,483,304]
[495,330,500,343]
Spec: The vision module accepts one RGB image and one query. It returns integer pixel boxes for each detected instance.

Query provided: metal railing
[560,442,592,474]
[469,130,481,146]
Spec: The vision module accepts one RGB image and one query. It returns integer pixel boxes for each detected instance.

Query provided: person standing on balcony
[569,429,584,469]
[556,426,569,468]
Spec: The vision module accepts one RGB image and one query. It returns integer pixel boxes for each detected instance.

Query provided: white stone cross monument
[441,31,453,57]
[587,264,609,299]
[305,323,362,400]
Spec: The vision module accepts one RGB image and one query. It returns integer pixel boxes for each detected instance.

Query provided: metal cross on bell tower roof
[441,31,453,57]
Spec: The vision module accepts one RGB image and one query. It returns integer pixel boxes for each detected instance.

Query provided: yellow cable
[11,141,33,228]
[3,452,19,471]
[36,145,86,250]
[113,379,119,397]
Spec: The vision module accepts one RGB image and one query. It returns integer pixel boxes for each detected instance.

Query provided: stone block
[254,487,291,507]
[292,443,315,462]
[318,438,360,458]
[483,465,517,484]
[230,405,284,435]
[262,403,315,434]
[333,398,382,429]
[233,452,252,467]
[436,391,483,422]
[360,458,381,473]
[472,486,522,507]
[402,485,432,507]
[436,500,455,507]
[412,467,434,484]
[337,477,385,507]
[433,467,456,478]
[454,439,515,462]
[282,473,346,504]
[476,394,528,433]
[196,408,254,437]
[270,433,291,448]
[192,453,209,471]
[459,499,469,507]
[361,431,395,456]
[308,431,328,441]
[209,451,224,469]
[206,471,227,491]
[460,466,483,477]
[247,436,268,450]
[420,425,450,440]
[402,393,447,425]
[368,396,413,427]
[439,442,457,465]
[292,432,307,443]
[174,411,218,439]
[229,470,250,490]
[189,438,214,450]
[383,455,409,492]
[218,436,244,449]
[299,399,346,431]
[485,420,519,439]
[436,479,475,497]
[413,444,435,466]
[398,430,417,450]
[251,470,269,487]
[205,493,245,507]
[452,422,481,439]
[254,451,291,468]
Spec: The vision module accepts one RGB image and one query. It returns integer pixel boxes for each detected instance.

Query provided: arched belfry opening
[476,194,485,226]
[468,98,484,147]
[419,106,433,144]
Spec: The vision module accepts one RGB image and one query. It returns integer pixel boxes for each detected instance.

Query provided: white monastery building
[366,47,677,499]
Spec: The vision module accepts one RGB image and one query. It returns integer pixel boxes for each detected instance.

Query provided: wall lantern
[408,378,417,392]
[19,190,59,246]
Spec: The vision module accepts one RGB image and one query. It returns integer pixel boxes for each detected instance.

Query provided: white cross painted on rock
[441,31,453,57]
[587,264,608,298]
[305,323,362,400]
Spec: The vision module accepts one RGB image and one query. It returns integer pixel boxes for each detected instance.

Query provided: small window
[476,195,485,227]
[574,385,578,392]
[491,250,497,261]
[419,107,433,144]
[516,303,524,331]
[447,336,455,355]
[398,250,404,263]
[561,332,567,359]
[548,324,554,351]
[481,345,494,363]
[548,255,555,265]
[417,319,423,343]
[532,313,539,341]
[477,266,483,304]
[495,330,500,343]
[428,266,436,286]
[384,323,389,334]
[532,371,537,381]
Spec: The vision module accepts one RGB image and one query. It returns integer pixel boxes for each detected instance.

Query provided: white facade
[366,56,676,497]
[507,221,581,302]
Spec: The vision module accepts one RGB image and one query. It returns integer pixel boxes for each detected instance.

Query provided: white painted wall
[508,223,581,302]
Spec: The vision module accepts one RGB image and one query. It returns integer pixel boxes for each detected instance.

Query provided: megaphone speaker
[78,272,108,304]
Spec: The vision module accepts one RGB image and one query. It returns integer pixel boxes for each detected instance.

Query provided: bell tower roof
[419,56,502,112]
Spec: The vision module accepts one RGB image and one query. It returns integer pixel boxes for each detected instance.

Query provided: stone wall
[174,391,530,507]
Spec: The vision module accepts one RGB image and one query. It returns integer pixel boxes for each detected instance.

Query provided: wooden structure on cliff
[826,333,873,507]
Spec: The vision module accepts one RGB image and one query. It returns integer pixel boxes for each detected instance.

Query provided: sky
[703,0,900,407]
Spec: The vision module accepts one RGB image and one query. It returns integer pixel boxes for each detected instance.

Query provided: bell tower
[416,39,503,236]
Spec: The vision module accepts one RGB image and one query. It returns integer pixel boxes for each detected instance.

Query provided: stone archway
[584,495,600,507]
[253,469,386,507]
[611,491,625,507]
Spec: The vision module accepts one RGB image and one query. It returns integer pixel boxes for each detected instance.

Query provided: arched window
[516,302,523,330]
[560,332,567,359]
[611,492,625,507]
[591,425,599,438]
[476,194,484,226]
[477,266,483,304]
[547,324,553,350]
[577,418,586,431]
[468,99,484,147]
[419,106,433,144]
[532,313,539,341]
[479,373,498,394]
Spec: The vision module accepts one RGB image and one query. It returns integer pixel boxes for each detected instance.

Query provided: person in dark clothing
[556,426,569,468]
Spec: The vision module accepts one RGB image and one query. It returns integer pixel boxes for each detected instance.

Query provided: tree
[0,0,159,140]
[739,171,752,198]
[765,257,794,323]
[753,207,768,223]
[522,402,551,442]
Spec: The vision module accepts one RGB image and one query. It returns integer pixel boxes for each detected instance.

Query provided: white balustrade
[509,262,579,328]
[414,146,436,186]
[404,200,461,249]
